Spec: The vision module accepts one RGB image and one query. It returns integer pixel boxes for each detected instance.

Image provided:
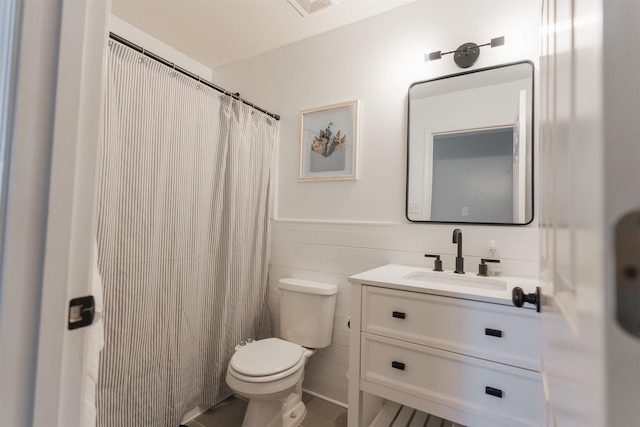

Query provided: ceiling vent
[287,0,337,17]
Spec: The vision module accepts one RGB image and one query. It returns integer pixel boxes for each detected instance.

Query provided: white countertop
[349,263,539,309]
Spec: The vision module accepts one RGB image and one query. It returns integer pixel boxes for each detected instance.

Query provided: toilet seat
[229,338,305,383]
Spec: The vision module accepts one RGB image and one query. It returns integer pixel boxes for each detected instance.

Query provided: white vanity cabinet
[348,265,542,427]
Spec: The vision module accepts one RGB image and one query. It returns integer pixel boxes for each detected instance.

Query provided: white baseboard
[302,388,348,409]
[181,405,211,424]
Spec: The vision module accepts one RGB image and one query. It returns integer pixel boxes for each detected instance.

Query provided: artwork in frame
[299,100,359,181]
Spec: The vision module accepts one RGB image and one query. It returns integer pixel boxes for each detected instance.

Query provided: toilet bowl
[225,278,337,427]
[225,338,315,427]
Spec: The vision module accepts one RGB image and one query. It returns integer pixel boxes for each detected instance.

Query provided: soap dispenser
[487,240,502,276]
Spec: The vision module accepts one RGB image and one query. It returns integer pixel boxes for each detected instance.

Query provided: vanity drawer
[362,286,539,370]
[361,333,541,426]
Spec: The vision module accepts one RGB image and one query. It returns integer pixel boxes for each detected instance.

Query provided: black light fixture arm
[426,36,505,69]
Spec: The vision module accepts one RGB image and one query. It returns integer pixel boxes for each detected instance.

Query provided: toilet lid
[230,338,304,377]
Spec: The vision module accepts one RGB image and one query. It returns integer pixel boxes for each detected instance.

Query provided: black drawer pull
[485,386,504,398]
[391,361,405,371]
[485,328,503,338]
[392,311,406,319]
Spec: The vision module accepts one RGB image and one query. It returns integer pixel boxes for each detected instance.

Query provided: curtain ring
[138,48,145,63]
[170,63,177,77]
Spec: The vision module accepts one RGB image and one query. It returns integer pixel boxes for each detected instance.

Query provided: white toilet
[225,278,338,427]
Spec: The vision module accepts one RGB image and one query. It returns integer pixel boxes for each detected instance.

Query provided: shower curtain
[96,41,276,426]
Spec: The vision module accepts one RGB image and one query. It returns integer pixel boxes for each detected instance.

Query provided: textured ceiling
[110,0,416,69]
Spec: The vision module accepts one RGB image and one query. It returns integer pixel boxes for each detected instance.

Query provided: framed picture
[299,100,359,181]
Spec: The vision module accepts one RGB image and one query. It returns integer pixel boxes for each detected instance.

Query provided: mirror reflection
[406,61,534,224]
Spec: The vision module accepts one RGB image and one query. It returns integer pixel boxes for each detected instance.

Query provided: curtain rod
[108,32,280,121]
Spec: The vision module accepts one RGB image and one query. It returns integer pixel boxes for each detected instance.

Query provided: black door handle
[512,286,541,312]
[392,311,406,319]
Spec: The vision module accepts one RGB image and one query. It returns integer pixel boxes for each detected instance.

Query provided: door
[539,0,640,426]
[0,0,109,425]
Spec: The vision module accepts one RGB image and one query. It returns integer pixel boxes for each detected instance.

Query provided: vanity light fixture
[425,36,505,68]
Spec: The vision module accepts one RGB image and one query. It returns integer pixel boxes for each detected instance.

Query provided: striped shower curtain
[96,41,276,426]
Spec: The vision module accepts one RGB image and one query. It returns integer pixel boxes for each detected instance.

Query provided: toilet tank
[278,278,337,349]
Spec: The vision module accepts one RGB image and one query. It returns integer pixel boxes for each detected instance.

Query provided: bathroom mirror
[406,61,534,224]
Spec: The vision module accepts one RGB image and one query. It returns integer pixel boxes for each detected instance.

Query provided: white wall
[213,1,541,222]
[213,1,541,405]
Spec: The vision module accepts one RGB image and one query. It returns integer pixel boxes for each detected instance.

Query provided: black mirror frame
[405,60,535,226]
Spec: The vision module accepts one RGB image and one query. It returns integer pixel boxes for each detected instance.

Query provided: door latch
[68,295,95,330]
[616,210,640,338]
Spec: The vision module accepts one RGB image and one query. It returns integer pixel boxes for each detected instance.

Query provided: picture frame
[299,100,359,181]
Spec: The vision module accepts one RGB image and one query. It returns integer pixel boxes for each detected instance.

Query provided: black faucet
[452,228,464,274]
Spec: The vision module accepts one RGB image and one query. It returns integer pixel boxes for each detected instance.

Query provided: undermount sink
[403,270,507,291]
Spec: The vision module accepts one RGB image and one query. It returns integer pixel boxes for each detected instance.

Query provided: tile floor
[185,393,348,427]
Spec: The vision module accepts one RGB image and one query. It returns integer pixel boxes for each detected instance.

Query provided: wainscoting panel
[269,219,539,405]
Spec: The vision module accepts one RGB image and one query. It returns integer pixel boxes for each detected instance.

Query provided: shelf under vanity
[371,400,465,427]
[348,264,541,427]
